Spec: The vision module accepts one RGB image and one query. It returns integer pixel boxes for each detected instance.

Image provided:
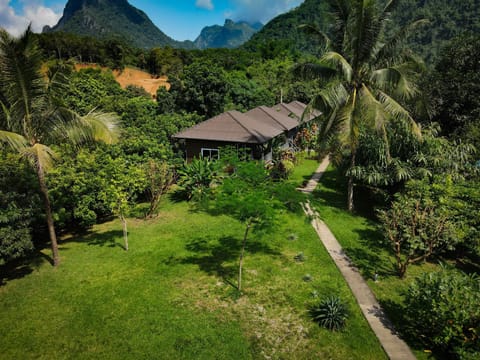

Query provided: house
[173,101,319,161]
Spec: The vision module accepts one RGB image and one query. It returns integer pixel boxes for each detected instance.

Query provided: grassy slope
[0,159,386,359]
[311,165,439,359]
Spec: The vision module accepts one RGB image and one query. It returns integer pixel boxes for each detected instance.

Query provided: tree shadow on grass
[349,227,397,278]
[0,250,50,285]
[69,229,125,249]
[343,247,396,279]
[174,235,281,288]
[377,298,437,357]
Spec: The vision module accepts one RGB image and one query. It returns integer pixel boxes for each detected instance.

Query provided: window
[201,148,219,160]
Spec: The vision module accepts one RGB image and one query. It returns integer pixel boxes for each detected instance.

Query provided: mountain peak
[45,0,193,49]
[194,19,263,49]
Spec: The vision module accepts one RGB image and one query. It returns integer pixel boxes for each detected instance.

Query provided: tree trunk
[238,223,251,292]
[120,213,128,251]
[36,163,60,266]
[347,151,356,212]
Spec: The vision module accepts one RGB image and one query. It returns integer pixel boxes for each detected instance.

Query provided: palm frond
[57,110,120,145]
[298,24,331,47]
[374,19,429,65]
[0,130,29,152]
[320,52,353,82]
[359,84,389,141]
[21,143,58,172]
[371,65,418,100]
[337,89,358,148]
[0,27,46,136]
[293,63,336,82]
[378,91,421,139]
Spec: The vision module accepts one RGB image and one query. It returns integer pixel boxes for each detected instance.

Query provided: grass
[311,165,442,359]
[0,163,387,359]
[288,152,321,187]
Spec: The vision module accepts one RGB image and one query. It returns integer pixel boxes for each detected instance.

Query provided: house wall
[182,140,257,161]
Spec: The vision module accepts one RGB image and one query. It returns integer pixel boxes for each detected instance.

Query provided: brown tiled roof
[173,110,282,144]
[173,101,321,144]
[245,106,299,132]
[270,101,321,122]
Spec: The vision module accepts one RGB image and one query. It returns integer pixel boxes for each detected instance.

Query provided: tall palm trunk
[36,162,60,266]
[347,149,356,212]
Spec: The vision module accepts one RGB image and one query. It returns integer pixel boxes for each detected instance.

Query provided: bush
[176,158,218,201]
[404,268,480,358]
[309,296,349,331]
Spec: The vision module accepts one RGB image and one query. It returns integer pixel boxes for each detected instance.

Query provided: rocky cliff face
[194,19,263,49]
[44,0,194,49]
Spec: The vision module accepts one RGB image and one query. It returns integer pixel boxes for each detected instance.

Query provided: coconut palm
[0,27,119,266]
[297,0,425,211]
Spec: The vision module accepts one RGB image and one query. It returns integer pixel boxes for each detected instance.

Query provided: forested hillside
[390,0,480,63]
[246,0,480,63]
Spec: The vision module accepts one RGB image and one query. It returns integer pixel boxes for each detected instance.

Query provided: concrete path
[301,158,416,360]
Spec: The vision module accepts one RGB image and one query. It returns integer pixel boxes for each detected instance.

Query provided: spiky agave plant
[309,295,349,331]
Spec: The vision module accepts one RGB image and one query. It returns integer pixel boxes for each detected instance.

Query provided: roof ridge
[258,106,291,130]
[227,111,264,143]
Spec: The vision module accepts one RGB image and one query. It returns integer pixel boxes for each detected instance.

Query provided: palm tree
[297,0,425,211]
[0,27,119,266]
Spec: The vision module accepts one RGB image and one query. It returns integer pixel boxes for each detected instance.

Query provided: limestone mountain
[44,0,194,49]
[194,19,263,49]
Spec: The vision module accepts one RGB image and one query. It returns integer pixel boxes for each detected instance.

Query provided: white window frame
[201,148,219,160]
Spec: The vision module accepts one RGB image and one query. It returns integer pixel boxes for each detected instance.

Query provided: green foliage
[224,71,274,111]
[0,27,120,265]
[297,0,423,210]
[171,60,229,118]
[404,268,480,358]
[427,34,480,149]
[48,147,112,231]
[390,0,480,64]
[147,47,188,75]
[177,158,218,201]
[244,0,330,56]
[0,153,38,265]
[309,296,349,331]
[378,178,460,278]
[143,160,175,218]
[64,68,123,115]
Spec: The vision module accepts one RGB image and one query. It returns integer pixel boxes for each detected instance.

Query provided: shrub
[404,268,480,358]
[309,296,349,331]
[176,158,217,200]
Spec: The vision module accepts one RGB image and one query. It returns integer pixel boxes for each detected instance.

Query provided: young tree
[206,161,280,291]
[144,160,175,218]
[296,0,424,211]
[0,27,119,266]
[101,158,146,251]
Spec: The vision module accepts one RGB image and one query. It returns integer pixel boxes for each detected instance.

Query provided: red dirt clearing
[74,64,170,98]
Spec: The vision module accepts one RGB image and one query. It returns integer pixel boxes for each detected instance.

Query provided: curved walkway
[301,158,416,360]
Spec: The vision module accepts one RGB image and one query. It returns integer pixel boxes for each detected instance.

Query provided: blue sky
[1,0,304,40]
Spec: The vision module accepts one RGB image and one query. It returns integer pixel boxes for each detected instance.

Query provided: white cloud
[195,0,214,11]
[0,0,29,36]
[230,0,303,23]
[0,0,62,37]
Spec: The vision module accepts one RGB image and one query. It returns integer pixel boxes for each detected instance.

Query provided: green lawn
[0,159,386,359]
[311,165,441,359]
